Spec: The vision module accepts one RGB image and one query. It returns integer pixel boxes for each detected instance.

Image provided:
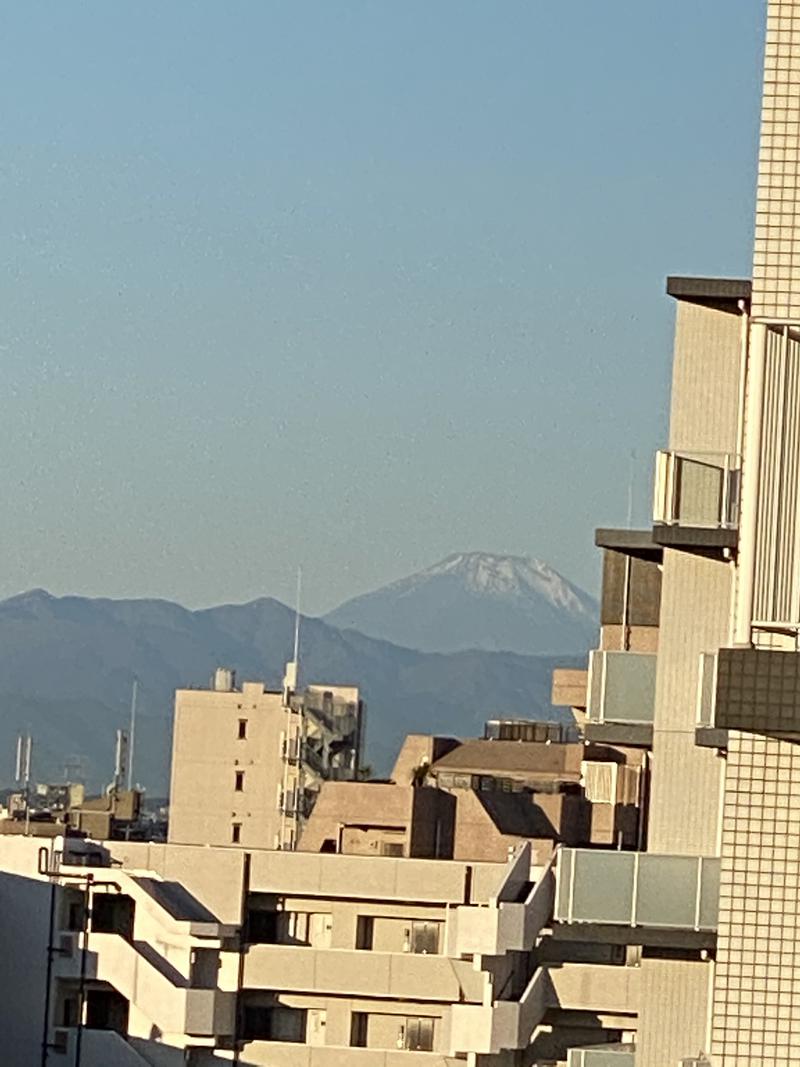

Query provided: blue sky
[0,1,764,612]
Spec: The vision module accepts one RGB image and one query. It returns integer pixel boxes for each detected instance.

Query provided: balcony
[652,449,740,551]
[551,668,589,711]
[554,849,719,946]
[585,650,656,746]
[454,859,554,957]
[88,932,236,1038]
[243,944,486,1004]
[697,646,800,740]
[242,1044,465,1066]
[449,962,639,1057]
[568,1045,635,1067]
[50,1029,154,1067]
[450,968,551,1054]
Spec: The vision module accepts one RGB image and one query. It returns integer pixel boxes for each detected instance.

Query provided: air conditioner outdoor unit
[50,1029,69,1054]
[58,933,77,958]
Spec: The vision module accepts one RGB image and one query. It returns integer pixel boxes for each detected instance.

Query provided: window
[246,908,277,944]
[242,1006,307,1043]
[404,1017,434,1052]
[235,770,245,792]
[232,823,242,844]
[350,1011,368,1047]
[380,841,404,857]
[61,997,79,1027]
[238,719,247,740]
[410,921,440,955]
[91,894,135,939]
[355,915,374,950]
[66,898,85,932]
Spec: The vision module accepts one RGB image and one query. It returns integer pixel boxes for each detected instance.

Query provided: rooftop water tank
[213,667,236,692]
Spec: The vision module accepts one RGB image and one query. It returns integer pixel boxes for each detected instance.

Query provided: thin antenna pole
[127,679,138,792]
[23,735,32,836]
[627,450,636,527]
[293,566,302,664]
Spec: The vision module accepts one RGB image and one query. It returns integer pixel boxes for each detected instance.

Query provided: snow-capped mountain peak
[419,552,592,615]
[324,551,598,656]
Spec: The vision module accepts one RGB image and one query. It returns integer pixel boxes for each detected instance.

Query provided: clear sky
[0,1,764,614]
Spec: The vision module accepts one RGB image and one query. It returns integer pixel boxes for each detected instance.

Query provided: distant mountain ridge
[0,587,581,793]
[324,552,598,656]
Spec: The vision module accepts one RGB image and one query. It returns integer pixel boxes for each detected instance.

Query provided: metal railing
[653,450,741,529]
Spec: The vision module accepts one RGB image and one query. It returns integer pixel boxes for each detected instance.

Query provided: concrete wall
[169,682,287,851]
[299,781,456,860]
[636,958,711,1067]
[647,550,730,854]
[667,300,741,456]
[108,840,247,924]
[0,869,53,1066]
[243,944,485,1003]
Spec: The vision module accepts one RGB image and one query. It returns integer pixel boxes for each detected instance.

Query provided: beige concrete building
[169,666,364,851]
[0,830,589,1067]
[299,728,647,869]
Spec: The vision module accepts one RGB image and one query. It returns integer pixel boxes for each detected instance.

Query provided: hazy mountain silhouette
[0,589,580,793]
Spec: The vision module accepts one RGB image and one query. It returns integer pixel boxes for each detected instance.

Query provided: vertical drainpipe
[620,553,632,652]
[233,851,251,1065]
[40,879,57,1067]
[734,320,767,646]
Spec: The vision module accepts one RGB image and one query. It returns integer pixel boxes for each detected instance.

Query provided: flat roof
[595,528,662,560]
[431,739,582,779]
[666,276,751,303]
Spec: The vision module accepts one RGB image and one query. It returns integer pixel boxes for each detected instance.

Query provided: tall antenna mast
[15,733,32,835]
[282,566,303,704]
[626,449,636,527]
[293,566,302,665]
[127,678,138,792]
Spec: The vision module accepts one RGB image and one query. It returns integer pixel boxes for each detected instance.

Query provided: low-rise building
[169,666,365,852]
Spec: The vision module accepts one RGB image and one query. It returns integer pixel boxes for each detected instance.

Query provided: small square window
[232,823,242,844]
[238,719,247,740]
[235,771,245,792]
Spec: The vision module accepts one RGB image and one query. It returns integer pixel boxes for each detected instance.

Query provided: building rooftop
[666,275,751,305]
[595,528,663,560]
[431,739,582,780]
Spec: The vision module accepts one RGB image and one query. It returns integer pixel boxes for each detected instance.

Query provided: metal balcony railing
[653,450,740,530]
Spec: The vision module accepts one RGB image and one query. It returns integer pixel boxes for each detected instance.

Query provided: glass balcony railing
[653,450,740,530]
[555,849,719,932]
[567,1046,635,1067]
[586,650,656,725]
[696,652,717,729]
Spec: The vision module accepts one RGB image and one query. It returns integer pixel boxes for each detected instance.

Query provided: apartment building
[553,3,800,1062]
[0,830,567,1067]
[169,665,364,851]
[0,689,649,1067]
